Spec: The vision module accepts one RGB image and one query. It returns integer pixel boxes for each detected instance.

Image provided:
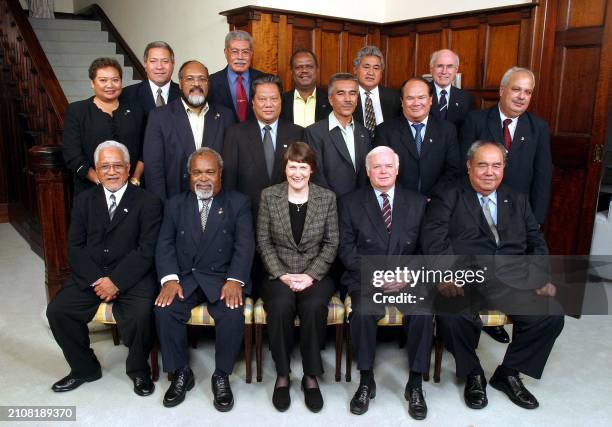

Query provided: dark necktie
[108,194,117,220]
[481,196,500,245]
[155,88,165,107]
[263,125,275,178]
[503,118,513,151]
[200,199,212,231]
[439,89,448,120]
[235,75,248,122]
[381,192,392,234]
[412,122,424,156]
[364,91,376,138]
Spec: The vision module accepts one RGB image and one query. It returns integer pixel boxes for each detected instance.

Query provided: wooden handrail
[76,3,146,81]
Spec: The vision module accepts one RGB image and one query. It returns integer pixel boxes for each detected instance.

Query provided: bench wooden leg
[334,323,343,382]
[433,337,443,383]
[255,324,263,382]
[345,322,352,382]
[188,325,198,349]
[245,323,253,383]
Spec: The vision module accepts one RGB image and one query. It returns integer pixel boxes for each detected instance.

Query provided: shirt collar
[433,82,451,97]
[359,85,379,96]
[293,88,316,100]
[181,98,209,116]
[407,115,429,127]
[373,186,395,200]
[258,119,279,133]
[227,67,250,83]
[478,191,498,205]
[148,79,171,95]
[498,105,518,123]
[328,111,354,131]
[103,182,128,206]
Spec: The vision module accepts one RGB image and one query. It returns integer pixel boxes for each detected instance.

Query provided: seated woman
[62,57,146,194]
[257,142,339,413]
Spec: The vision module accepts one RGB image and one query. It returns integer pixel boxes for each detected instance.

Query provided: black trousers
[46,283,154,379]
[349,291,433,373]
[262,276,335,376]
[154,287,244,375]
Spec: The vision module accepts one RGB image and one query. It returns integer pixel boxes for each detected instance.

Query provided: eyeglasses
[98,163,126,173]
[229,48,252,57]
[182,76,208,86]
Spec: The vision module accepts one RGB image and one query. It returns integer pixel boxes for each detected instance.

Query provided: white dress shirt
[359,86,384,125]
[148,80,171,105]
[328,112,356,168]
[498,106,518,140]
[181,99,209,150]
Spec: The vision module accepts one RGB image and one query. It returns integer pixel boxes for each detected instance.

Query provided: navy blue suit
[120,80,180,115]
[460,106,552,224]
[143,99,235,201]
[430,84,475,131]
[154,189,255,374]
[208,66,265,122]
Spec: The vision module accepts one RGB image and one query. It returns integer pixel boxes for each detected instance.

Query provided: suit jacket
[460,106,552,223]
[156,189,255,300]
[420,179,548,289]
[208,66,265,122]
[375,114,460,197]
[120,80,180,115]
[354,85,402,127]
[280,87,330,125]
[65,184,163,296]
[257,182,339,280]
[430,84,475,130]
[339,185,427,294]
[143,99,235,201]
[304,117,372,197]
[222,119,304,214]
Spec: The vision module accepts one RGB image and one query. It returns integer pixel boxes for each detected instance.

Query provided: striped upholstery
[93,298,254,326]
[344,295,404,326]
[479,310,508,326]
[254,295,344,326]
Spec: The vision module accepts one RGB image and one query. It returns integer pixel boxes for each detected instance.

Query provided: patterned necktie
[200,199,212,231]
[108,194,117,220]
[155,88,165,107]
[503,118,513,151]
[439,89,448,120]
[364,91,376,138]
[381,192,392,234]
[235,75,248,122]
[412,122,424,156]
[481,196,500,245]
[262,125,275,178]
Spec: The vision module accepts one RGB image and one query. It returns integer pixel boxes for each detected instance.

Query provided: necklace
[295,202,305,212]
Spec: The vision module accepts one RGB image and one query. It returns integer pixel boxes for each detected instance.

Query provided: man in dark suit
[460,66,552,225]
[208,30,265,122]
[47,141,162,396]
[428,49,475,131]
[421,140,563,411]
[339,146,432,419]
[280,48,330,127]
[222,74,303,215]
[143,60,234,201]
[375,77,459,198]
[120,41,180,114]
[352,46,401,138]
[305,73,372,198]
[154,147,255,410]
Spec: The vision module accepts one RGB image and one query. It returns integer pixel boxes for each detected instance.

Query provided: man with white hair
[47,140,162,397]
[208,30,265,122]
[428,49,475,130]
[339,146,432,420]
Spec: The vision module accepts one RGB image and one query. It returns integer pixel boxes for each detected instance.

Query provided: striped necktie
[381,192,392,234]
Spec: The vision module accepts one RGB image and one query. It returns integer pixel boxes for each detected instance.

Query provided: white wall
[20,0,74,13]
[71,0,532,77]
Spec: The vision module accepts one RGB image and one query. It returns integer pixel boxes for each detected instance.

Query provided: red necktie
[235,75,247,122]
[503,118,513,150]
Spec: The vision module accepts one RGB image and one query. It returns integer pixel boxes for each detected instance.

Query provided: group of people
[46,29,563,420]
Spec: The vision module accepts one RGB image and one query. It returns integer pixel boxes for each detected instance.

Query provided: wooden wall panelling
[448,25,480,89]
[318,21,343,86]
[382,33,412,89]
[250,13,279,75]
[483,22,521,88]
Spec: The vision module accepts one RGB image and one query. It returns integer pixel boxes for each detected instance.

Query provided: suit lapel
[353,124,369,173]
[363,189,389,245]
[202,105,221,149]
[387,188,403,255]
[419,116,437,160]
[354,95,364,124]
[95,186,111,228]
[300,184,322,248]
[273,121,292,181]
[511,113,531,157]
[314,88,329,121]
[221,67,237,118]
[247,120,270,186]
[168,81,180,103]
[139,82,156,112]
[271,183,297,249]
[106,184,134,233]
[171,100,198,155]
[197,191,226,256]
[186,192,202,248]
[329,125,355,169]
[487,107,504,145]
[400,119,419,160]
[495,186,511,237]
[461,182,497,242]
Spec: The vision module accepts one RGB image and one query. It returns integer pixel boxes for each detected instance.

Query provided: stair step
[53,66,134,81]
[40,40,116,55]
[46,53,125,67]
[59,78,139,95]
[34,28,108,42]
[29,18,101,31]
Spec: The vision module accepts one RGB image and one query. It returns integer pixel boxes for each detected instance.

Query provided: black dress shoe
[133,376,155,396]
[51,370,102,392]
[404,383,427,420]
[301,376,323,413]
[163,368,194,408]
[490,371,539,409]
[464,374,488,409]
[212,374,234,412]
[272,385,291,412]
[483,325,510,343]
[350,381,376,415]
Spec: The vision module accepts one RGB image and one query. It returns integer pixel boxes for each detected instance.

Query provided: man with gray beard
[154,147,255,410]
[143,60,235,201]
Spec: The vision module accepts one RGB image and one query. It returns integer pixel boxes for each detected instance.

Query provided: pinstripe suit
[257,182,339,375]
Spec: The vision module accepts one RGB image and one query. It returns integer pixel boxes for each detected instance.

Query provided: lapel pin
[123,208,128,212]
[429,138,433,143]
[283,144,288,148]
[215,112,220,120]
[504,199,509,203]
[124,109,130,115]
[520,136,525,141]
[455,102,459,107]
[218,208,224,215]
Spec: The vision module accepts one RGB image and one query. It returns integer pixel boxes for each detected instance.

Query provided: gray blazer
[257,181,339,281]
